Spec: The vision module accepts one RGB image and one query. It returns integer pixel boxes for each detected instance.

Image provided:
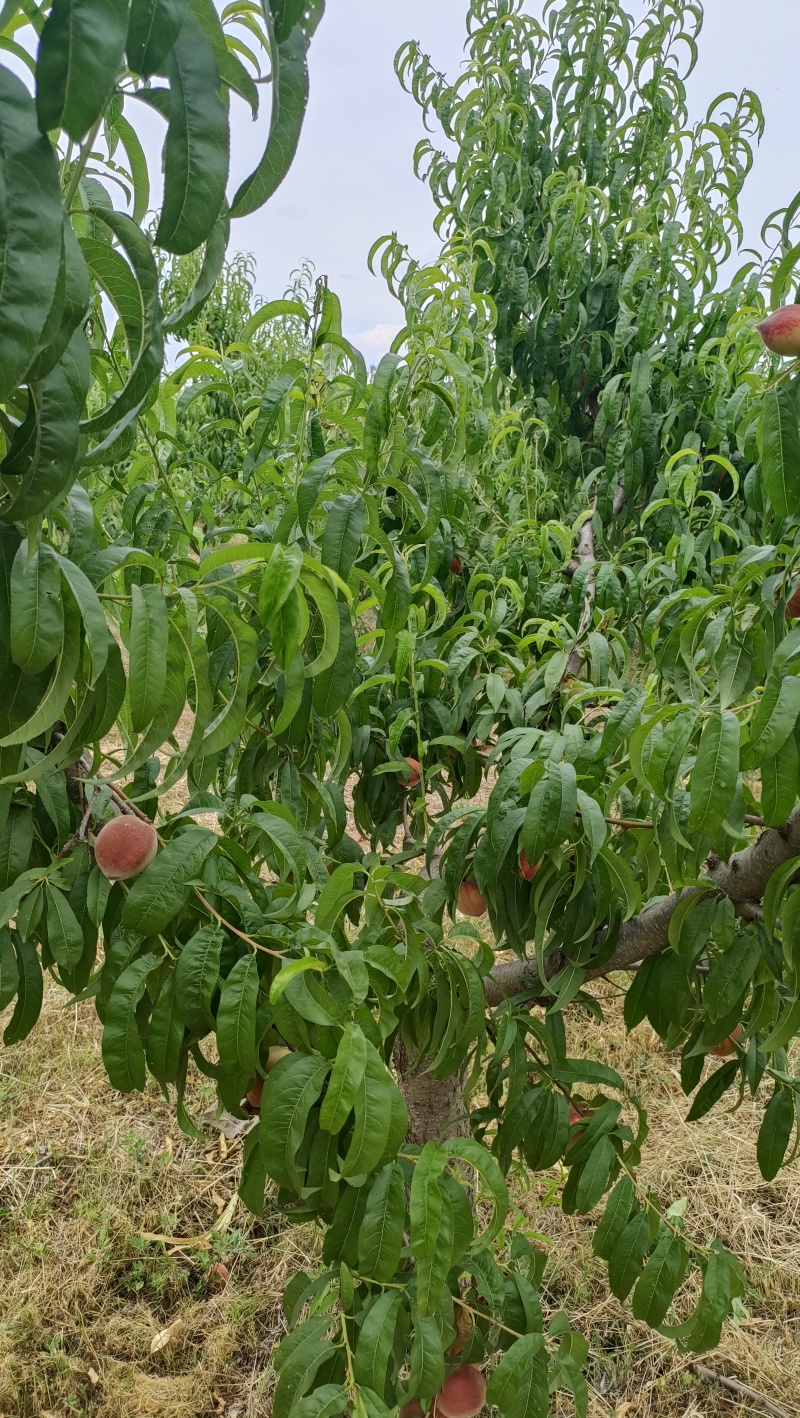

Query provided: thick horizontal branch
[485,806,800,1005]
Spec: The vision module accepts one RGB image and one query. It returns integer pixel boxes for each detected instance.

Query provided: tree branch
[485,807,800,1005]
[566,505,597,677]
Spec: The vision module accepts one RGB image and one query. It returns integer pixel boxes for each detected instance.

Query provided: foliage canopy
[1,1,800,1414]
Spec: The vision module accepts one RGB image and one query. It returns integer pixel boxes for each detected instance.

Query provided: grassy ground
[1,982,798,1418]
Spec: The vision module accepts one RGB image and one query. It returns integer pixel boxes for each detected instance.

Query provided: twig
[191,887,286,961]
[692,1363,791,1418]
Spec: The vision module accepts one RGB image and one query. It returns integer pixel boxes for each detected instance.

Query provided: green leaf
[321,494,366,580]
[155,11,230,254]
[0,68,63,402]
[756,1087,794,1181]
[174,924,222,1034]
[10,541,63,675]
[760,735,800,827]
[46,884,85,972]
[409,1141,448,1258]
[592,1176,634,1259]
[127,0,189,76]
[574,1136,615,1215]
[632,1233,686,1327]
[486,1334,547,1413]
[101,953,160,1092]
[258,543,303,624]
[607,1210,650,1301]
[230,0,324,218]
[315,864,363,935]
[56,554,109,686]
[521,762,577,863]
[703,934,760,1022]
[446,1137,509,1244]
[260,1051,331,1193]
[162,211,229,332]
[741,673,800,769]
[0,926,18,1012]
[353,1291,402,1394]
[273,1331,336,1418]
[123,827,216,935]
[358,1163,405,1283]
[36,0,127,140]
[145,972,185,1084]
[109,112,150,224]
[270,956,327,1005]
[761,387,800,520]
[319,1023,368,1133]
[127,582,169,733]
[523,1089,569,1170]
[407,1304,445,1405]
[686,1060,738,1122]
[3,933,43,1045]
[576,787,607,863]
[599,687,647,762]
[688,710,739,834]
[340,1041,406,1180]
[217,953,260,1076]
[0,807,33,893]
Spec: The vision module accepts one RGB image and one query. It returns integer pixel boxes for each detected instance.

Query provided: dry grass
[1,983,798,1418]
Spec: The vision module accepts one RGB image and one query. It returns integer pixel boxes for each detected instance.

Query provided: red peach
[457,879,488,918]
[519,851,542,881]
[399,757,421,789]
[94,816,158,881]
[451,557,463,575]
[435,1366,487,1418]
[757,306,800,357]
[709,1023,744,1058]
[246,1047,292,1109]
[786,582,800,619]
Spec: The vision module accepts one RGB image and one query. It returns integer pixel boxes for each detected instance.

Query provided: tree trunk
[393,1040,469,1146]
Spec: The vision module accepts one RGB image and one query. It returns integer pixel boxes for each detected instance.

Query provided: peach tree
[2,2,800,1417]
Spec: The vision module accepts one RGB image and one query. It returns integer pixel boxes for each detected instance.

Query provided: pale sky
[222,0,799,360]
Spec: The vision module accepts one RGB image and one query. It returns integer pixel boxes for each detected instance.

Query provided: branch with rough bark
[485,806,800,1005]
[566,504,597,676]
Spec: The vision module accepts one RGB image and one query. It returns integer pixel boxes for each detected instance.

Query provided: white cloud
[348,323,404,364]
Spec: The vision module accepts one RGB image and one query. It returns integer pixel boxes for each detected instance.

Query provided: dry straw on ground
[1,978,797,1417]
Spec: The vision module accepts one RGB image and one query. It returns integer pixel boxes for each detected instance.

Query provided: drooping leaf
[36,0,128,140]
[123,827,217,935]
[101,953,160,1092]
[156,11,230,254]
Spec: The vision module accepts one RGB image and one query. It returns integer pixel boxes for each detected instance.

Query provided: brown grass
[1,980,798,1417]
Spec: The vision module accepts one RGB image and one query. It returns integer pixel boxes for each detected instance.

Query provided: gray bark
[393,1040,469,1145]
[485,807,800,1005]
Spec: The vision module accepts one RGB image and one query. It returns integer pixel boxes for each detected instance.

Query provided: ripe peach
[451,557,463,576]
[399,757,421,789]
[208,1262,229,1287]
[399,1404,426,1418]
[566,1102,591,1156]
[435,1366,487,1418]
[709,1023,744,1058]
[757,306,800,357]
[457,879,488,918]
[246,1047,292,1109]
[519,851,542,881]
[94,816,158,881]
[786,581,800,620]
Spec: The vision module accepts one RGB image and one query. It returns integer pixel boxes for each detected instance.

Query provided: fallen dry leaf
[87,1367,100,1386]
[149,1319,184,1355]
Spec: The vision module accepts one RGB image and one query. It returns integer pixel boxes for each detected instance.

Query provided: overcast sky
[221,0,799,360]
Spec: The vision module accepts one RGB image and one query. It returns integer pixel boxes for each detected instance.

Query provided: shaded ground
[1,981,797,1418]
